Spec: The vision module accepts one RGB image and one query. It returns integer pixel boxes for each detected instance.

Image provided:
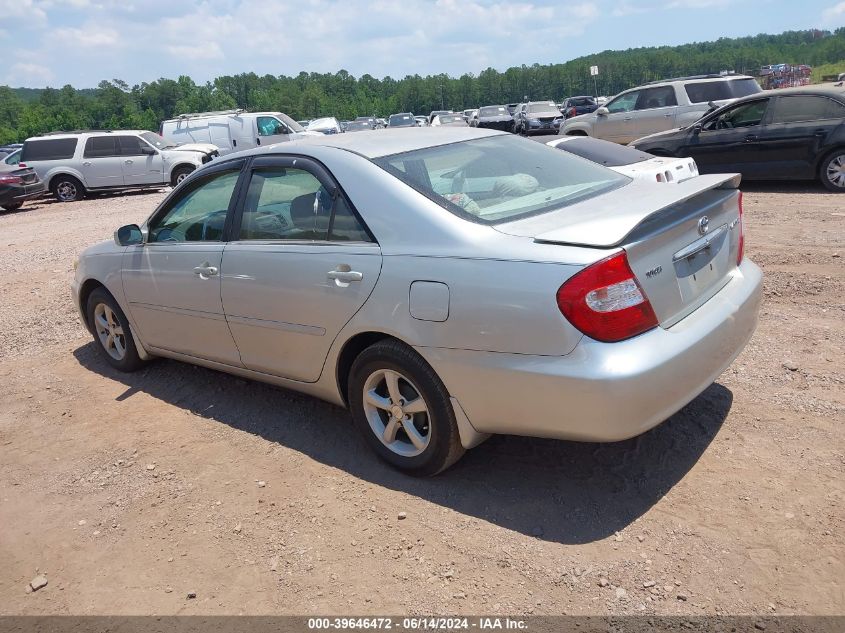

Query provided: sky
[1,0,844,89]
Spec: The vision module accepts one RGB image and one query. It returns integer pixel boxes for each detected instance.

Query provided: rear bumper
[418,259,762,442]
[0,182,45,205]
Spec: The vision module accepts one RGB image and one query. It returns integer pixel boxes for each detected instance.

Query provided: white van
[160,109,317,155]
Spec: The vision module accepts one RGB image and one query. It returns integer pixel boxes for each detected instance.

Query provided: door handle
[814,129,827,137]
[124,160,133,164]
[193,263,219,278]
[327,269,363,283]
[256,138,261,145]
[744,135,758,143]
[83,162,92,167]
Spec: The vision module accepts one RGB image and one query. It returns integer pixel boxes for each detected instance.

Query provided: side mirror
[692,124,703,135]
[115,224,144,246]
[140,145,156,155]
[596,107,610,116]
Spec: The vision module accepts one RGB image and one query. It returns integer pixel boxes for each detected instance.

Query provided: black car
[346,120,376,132]
[387,113,417,128]
[561,96,598,119]
[471,105,514,131]
[0,163,45,211]
[631,87,845,192]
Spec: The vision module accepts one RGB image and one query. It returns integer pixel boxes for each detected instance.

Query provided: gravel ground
[0,183,842,616]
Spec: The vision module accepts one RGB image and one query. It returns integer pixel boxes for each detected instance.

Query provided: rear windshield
[570,97,596,106]
[389,114,415,126]
[438,114,465,124]
[373,136,628,225]
[21,138,77,162]
[479,106,508,116]
[554,137,652,166]
[528,104,559,114]
[684,78,761,104]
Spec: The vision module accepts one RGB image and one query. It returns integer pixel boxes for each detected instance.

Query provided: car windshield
[479,106,508,116]
[570,97,595,106]
[373,136,628,225]
[684,78,761,104]
[141,132,178,149]
[438,115,465,124]
[307,118,337,130]
[389,114,415,126]
[277,113,305,132]
[528,104,558,114]
[347,121,372,131]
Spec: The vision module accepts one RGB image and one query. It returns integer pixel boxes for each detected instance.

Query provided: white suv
[20,130,219,202]
[560,74,762,144]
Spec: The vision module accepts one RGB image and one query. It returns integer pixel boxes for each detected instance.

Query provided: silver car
[72,129,762,475]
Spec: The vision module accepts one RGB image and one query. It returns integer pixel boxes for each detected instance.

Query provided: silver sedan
[72,128,762,475]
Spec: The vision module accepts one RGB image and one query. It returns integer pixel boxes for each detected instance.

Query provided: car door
[121,161,246,366]
[81,136,125,188]
[254,115,293,147]
[682,98,770,177]
[220,155,382,382]
[118,135,166,185]
[594,90,641,143]
[627,86,679,142]
[756,95,845,179]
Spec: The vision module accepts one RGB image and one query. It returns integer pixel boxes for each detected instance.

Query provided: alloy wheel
[56,181,78,201]
[93,302,127,361]
[362,368,431,457]
[826,155,845,189]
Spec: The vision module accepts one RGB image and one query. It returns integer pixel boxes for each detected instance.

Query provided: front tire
[86,288,144,372]
[348,340,464,476]
[171,165,195,187]
[820,150,845,192]
[51,175,85,202]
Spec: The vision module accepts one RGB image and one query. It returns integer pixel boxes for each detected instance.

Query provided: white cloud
[667,0,734,7]
[822,1,845,26]
[53,26,119,47]
[0,0,47,22]
[2,62,54,86]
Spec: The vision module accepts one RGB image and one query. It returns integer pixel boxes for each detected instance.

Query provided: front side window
[117,136,144,156]
[374,135,627,225]
[83,136,119,159]
[637,86,678,110]
[4,150,21,165]
[705,99,769,130]
[607,91,640,114]
[148,170,240,243]
[238,167,370,242]
[257,116,287,136]
[770,96,845,124]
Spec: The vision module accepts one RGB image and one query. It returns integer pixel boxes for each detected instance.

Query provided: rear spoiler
[529,173,741,249]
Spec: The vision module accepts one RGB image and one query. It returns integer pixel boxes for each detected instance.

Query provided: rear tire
[86,288,144,372]
[0,202,23,211]
[820,150,845,192]
[51,175,84,202]
[171,165,195,187]
[348,339,465,476]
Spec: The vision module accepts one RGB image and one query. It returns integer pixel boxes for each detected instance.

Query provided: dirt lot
[0,183,842,616]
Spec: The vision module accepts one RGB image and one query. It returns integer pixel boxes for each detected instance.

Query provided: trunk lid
[495,174,744,328]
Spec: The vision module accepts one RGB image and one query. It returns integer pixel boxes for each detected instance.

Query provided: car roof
[759,86,845,99]
[245,127,507,159]
[26,130,150,141]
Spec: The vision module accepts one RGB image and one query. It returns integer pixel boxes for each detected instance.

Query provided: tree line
[1,28,844,145]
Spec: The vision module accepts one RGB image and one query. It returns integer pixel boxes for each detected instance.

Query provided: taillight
[557,251,658,343]
[736,191,745,265]
[569,107,577,118]
[0,174,23,184]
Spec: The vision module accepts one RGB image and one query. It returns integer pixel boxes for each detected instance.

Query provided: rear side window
[21,138,77,162]
[83,136,119,158]
[684,78,761,103]
[770,96,845,123]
